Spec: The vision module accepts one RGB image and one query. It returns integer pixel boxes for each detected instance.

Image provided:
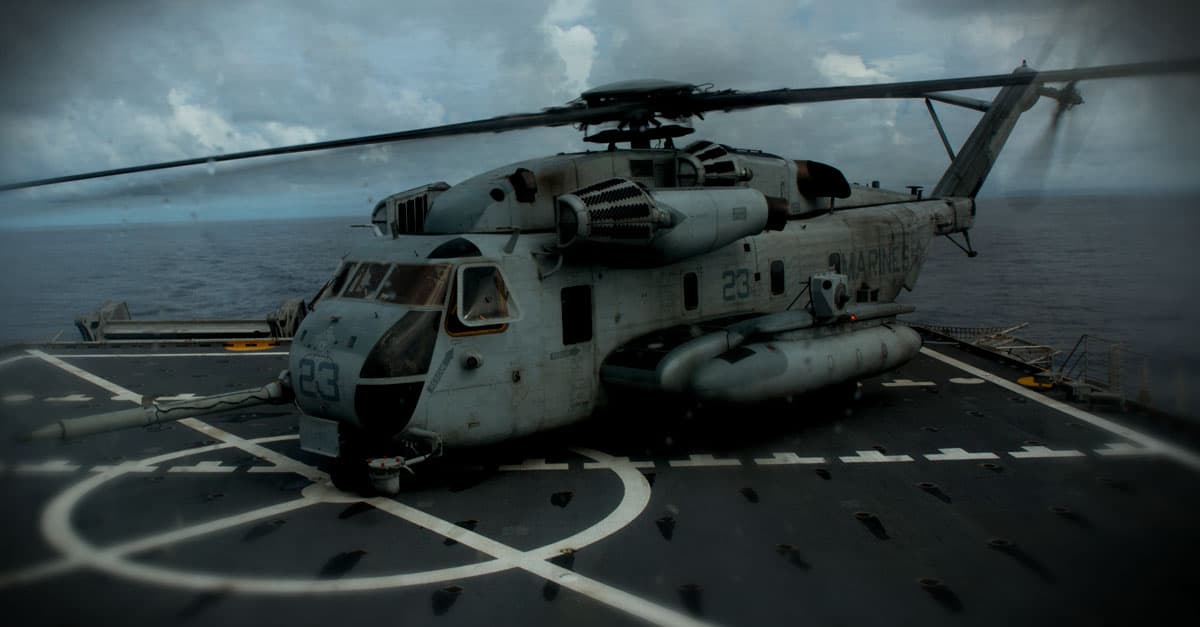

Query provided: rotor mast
[576,79,700,149]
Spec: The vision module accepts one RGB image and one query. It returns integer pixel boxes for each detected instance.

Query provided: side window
[460,266,513,323]
[770,260,785,295]
[561,285,592,345]
[446,285,505,336]
[452,264,522,329]
[683,272,698,311]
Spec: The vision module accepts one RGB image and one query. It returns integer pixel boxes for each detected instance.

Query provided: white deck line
[0,354,30,369]
[921,346,1200,472]
[0,557,82,588]
[27,348,325,482]
[753,453,826,465]
[21,351,707,626]
[26,350,142,400]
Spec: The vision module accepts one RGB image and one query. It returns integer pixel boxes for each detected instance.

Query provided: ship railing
[917,322,1059,371]
[919,322,1192,419]
[1055,334,1165,411]
[74,299,306,343]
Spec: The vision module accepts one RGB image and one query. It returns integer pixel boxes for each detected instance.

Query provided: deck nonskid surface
[0,343,1195,626]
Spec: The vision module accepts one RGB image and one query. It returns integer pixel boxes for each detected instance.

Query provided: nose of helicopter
[289,300,440,435]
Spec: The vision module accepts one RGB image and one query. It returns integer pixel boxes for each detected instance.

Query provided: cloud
[543,0,598,95]
[904,0,1200,64]
[1,0,1198,228]
[814,52,892,84]
[163,88,325,154]
[545,0,593,24]
[548,24,598,94]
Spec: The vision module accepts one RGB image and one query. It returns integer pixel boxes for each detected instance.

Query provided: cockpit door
[422,261,536,444]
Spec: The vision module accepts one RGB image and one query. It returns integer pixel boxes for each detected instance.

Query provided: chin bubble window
[449,264,521,332]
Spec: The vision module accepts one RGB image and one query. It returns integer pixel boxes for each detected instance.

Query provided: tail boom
[932,66,1042,199]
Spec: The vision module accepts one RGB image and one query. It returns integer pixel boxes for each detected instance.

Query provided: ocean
[1,194,1197,416]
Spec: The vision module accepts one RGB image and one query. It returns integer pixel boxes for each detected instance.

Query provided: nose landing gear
[328,428,443,496]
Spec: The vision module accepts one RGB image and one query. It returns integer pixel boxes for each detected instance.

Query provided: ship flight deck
[0,334,1196,627]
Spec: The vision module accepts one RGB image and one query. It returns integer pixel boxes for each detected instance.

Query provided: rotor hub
[576,79,703,146]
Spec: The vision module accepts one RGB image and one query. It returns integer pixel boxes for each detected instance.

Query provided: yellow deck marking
[223,341,279,352]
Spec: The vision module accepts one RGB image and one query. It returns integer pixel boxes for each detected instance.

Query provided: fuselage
[290,151,972,448]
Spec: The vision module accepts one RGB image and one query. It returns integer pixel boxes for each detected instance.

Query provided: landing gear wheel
[840,381,863,416]
[329,455,371,496]
[847,380,864,403]
[818,380,862,417]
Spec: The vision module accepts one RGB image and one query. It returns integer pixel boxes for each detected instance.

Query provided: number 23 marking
[298,357,340,402]
[722,268,751,301]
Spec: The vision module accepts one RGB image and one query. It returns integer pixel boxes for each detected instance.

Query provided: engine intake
[556,177,770,265]
[556,178,671,247]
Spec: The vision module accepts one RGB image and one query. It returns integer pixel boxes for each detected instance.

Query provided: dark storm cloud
[585,1,951,189]
[0,0,163,113]
[0,1,576,180]
[590,0,821,89]
[1,0,1198,226]
[904,0,1200,61]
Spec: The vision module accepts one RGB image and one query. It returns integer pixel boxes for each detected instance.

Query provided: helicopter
[10,58,1199,494]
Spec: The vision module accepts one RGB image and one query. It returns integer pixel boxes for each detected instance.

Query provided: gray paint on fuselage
[305,195,961,448]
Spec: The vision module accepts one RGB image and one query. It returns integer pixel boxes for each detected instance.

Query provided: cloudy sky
[1,0,1197,227]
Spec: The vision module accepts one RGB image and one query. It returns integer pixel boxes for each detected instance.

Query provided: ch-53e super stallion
[9,58,1198,493]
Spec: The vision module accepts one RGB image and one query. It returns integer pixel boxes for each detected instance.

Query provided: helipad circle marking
[42,437,651,593]
[300,481,365,504]
[949,377,985,385]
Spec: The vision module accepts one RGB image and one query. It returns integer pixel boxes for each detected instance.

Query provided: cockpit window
[456,264,521,326]
[343,263,390,298]
[378,264,452,306]
[311,261,356,306]
[328,262,356,296]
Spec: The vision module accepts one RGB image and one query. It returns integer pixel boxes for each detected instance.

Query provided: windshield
[328,262,356,295]
[378,264,452,306]
[332,263,452,306]
[342,263,390,298]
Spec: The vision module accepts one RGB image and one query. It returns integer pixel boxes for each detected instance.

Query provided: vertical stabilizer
[932,66,1042,198]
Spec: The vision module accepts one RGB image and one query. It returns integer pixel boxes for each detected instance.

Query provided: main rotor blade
[0,105,616,192]
[689,58,1200,112]
[4,57,1198,192]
